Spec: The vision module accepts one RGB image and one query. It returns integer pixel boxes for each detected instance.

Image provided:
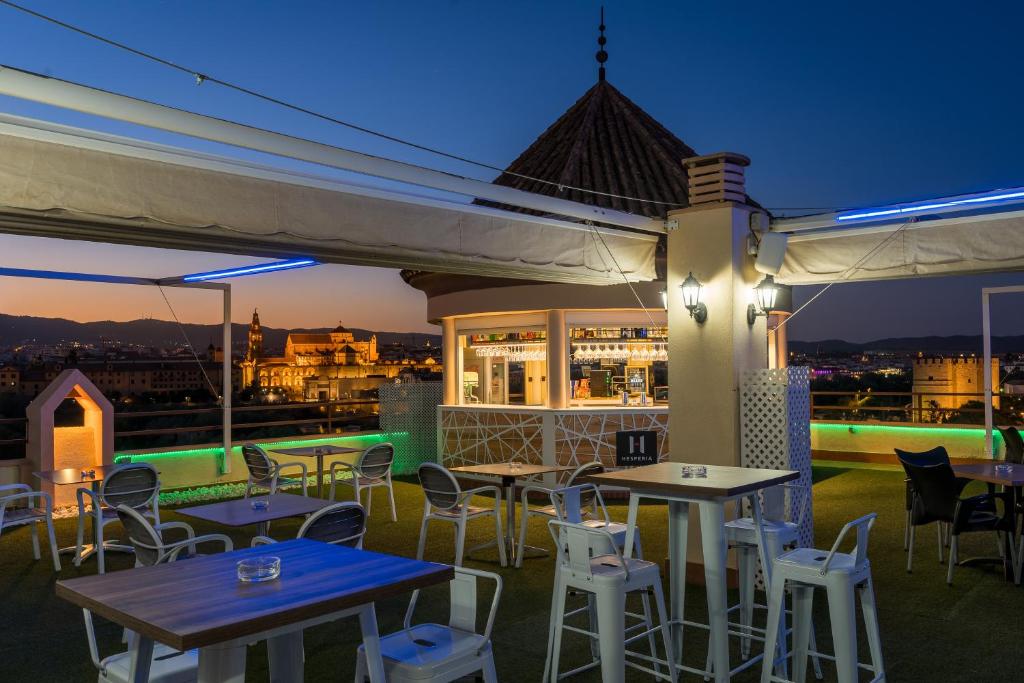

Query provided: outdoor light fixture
[680,272,707,323]
[747,274,779,325]
[180,258,318,282]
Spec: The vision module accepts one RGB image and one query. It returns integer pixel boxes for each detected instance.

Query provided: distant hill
[790,335,1024,355]
[0,313,440,354]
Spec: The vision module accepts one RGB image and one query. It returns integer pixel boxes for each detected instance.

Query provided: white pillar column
[768,312,789,369]
[546,309,568,409]
[442,317,460,405]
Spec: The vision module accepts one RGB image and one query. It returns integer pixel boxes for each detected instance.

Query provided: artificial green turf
[1,467,1021,681]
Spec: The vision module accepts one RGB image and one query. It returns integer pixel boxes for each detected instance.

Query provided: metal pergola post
[981,285,1024,458]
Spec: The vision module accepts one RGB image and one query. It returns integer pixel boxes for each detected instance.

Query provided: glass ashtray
[996,463,1014,475]
[237,556,281,583]
[251,499,270,512]
[681,464,708,478]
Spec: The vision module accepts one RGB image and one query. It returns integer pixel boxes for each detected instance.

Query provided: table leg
[668,498,689,664]
[699,501,730,683]
[316,454,324,498]
[198,641,247,683]
[505,482,517,564]
[267,629,305,682]
[127,635,154,683]
[358,604,387,683]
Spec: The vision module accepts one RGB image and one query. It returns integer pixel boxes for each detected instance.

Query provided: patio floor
[1,465,1020,681]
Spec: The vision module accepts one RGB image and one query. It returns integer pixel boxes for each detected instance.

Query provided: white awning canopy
[0,114,657,284]
[775,208,1024,285]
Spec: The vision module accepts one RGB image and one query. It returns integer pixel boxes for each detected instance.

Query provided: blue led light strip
[181,258,317,282]
[835,188,1024,223]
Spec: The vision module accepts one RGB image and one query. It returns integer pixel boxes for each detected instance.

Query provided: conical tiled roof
[476,80,695,218]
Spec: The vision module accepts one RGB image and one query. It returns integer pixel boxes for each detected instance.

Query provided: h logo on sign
[616,430,658,467]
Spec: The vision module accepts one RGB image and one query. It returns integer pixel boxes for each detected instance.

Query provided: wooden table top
[270,445,363,458]
[55,539,453,651]
[176,494,334,527]
[33,465,122,486]
[953,462,1024,487]
[451,463,575,480]
[584,463,799,498]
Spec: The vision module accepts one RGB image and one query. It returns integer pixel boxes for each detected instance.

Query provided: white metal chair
[329,443,397,521]
[706,483,822,679]
[76,463,161,574]
[416,462,507,567]
[116,504,233,566]
[515,461,604,567]
[546,519,677,683]
[83,608,198,683]
[544,484,651,681]
[242,443,309,497]
[0,483,60,571]
[760,513,884,683]
[354,567,502,683]
[252,501,367,549]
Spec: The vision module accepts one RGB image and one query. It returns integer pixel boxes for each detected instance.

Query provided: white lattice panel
[741,367,813,549]
[554,410,669,476]
[439,408,545,468]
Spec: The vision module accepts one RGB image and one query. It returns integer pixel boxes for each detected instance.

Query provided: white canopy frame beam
[982,285,1024,457]
[0,266,234,474]
[0,64,665,235]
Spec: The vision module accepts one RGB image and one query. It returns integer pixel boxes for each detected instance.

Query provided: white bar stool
[543,484,649,681]
[705,484,823,679]
[546,518,677,683]
[760,513,885,683]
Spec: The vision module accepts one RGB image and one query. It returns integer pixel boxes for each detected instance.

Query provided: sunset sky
[1,1,1024,340]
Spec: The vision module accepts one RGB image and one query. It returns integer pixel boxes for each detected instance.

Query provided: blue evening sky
[0,1,1022,340]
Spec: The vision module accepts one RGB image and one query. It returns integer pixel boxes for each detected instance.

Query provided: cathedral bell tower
[246,309,263,363]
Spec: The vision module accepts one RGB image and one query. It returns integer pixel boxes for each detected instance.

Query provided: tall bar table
[586,462,798,683]
[34,465,126,563]
[270,444,363,498]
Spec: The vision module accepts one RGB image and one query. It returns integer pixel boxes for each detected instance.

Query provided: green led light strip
[115,431,409,464]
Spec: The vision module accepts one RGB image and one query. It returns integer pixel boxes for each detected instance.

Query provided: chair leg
[937,523,944,563]
[515,494,530,569]
[791,584,814,683]
[808,620,824,680]
[387,481,397,523]
[826,583,859,683]
[454,518,467,566]
[947,535,958,585]
[759,572,787,683]
[75,509,86,567]
[738,545,755,659]
[481,649,499,683]
[638,589,661,677]
[46,516,61,572]
[362,484,372,516]
[651,578,678,683]
[548,578,568,683]
[29,521,40,560]
[542,574,562,683]
[904,510,910,551]
[858,576,885,679]
[416,516,430,560]
[95,517,105,575]
[906,523,915,573]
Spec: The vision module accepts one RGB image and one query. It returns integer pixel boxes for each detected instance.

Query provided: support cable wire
[0,0,686,211]
[587,222,658,328]
[155,284,221,400]
[769,219,914,336]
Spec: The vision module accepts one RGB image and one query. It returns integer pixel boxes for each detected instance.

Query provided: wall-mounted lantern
[747,274,779,325]
[680,272,707,324]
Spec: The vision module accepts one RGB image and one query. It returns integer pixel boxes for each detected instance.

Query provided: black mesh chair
[999,426,1024,464]
[329,443,397,522]
[899,453,1016,584]
[252,502,368,549]
[75,463,161,574]
[116,504,233,567]
[242,444,308,498]
[416,462,506,567]
[515,461,605,568]
[896,446,953,554]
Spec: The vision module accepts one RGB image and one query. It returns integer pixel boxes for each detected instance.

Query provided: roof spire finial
[596,6,608,82]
